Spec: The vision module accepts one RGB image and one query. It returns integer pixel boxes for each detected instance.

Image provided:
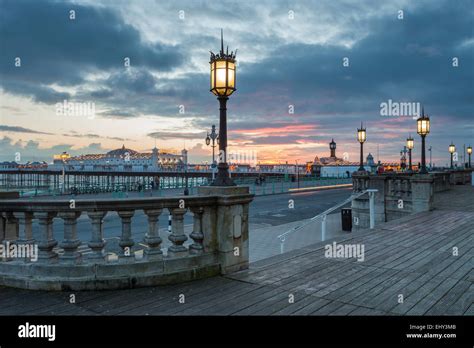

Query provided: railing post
[0,213,5,243]
[367,189,378,229]
[167,208,188,257]
[321,214,327,241]
[35,212,58,263]
[58,211,82,264]
[87,211,107,262]
[189,207,204,254]
[143,209,163,260]
[118,210,135,261]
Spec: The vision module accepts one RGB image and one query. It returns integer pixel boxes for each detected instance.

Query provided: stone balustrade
[0,186,253,290]
[351,169,473,231]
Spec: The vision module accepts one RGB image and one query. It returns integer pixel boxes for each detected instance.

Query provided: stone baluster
[1,213,18,261]
[189,207,204,254]
[87,211,107,262]
[118,210,135,261]
[143,209,163,260]
[58,211,82,264]
[12,212,34,262]
[15,212,34,243]
[35,212,58,263]
[167,208,188,257]
[4,213,19,241]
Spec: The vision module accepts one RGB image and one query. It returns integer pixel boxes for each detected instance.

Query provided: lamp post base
[211,163,236,186]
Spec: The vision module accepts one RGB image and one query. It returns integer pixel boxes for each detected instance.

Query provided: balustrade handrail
[277,190,368,243]
[0,193,253,212]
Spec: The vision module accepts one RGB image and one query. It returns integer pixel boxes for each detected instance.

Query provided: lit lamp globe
[449,142,456,169]
[210,37,236,97]
[406,136,414,150]
[448,143,456,154]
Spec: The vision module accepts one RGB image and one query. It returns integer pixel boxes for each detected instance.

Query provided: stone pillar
[87,211,107,262]
[368,176,387,225]
[35,212,58,263]
[351,172,370,232]
[167,208,188,258]
[198,186,253,274]
[411,175,434,212]
[58,211,82,264]
[143,209,163,260]
[189,207,204,255]
[118,210,135,261]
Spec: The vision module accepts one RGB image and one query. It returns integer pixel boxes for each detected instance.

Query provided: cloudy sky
[0,0,472,166]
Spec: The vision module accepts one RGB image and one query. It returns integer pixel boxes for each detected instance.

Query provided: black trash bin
[341,208,352,232]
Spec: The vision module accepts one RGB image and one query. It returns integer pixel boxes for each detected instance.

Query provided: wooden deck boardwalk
[0,186,472,316]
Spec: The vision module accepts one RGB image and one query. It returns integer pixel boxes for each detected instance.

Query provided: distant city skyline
[0,0,472,167]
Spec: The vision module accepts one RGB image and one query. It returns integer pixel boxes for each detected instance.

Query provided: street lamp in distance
[449,142,456,169]
[467,145,472,168]
[205,124,219,180]
[406,135,414,173]
[357,123,367,172]
[416,107,430,174]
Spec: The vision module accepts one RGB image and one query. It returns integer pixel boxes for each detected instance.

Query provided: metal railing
[277,189,378,254]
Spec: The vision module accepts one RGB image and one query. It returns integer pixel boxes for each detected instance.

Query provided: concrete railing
[351,169,473,231]
[0,186,253,290]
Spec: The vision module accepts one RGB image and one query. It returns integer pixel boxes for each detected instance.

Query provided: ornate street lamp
[357,123,367,172]
[467,145,472,168]
[205,124,219,180]
[448,142,456,169]
[416,107,430,174]
[406,135,414,173]
[209,29,237,186]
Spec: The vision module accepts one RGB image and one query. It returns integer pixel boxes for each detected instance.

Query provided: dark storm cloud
[0,0,472,158]
[0,0,183,103]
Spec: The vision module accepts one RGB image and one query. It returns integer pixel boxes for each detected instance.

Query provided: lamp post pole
[205,125,218,181]
[184,159,189,196]
[212,96,235,186]
[420,135,427,173]
[429,146,432,170]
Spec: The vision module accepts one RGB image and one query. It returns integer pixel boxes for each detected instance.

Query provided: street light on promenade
[449,142,456,169]
[467,146,472,168]
[357,123,367,172]
[205,124,219,180]
[406,135,414,173]
[60,152,68,194]
[209,29,237,186]
[416,107,430,174]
